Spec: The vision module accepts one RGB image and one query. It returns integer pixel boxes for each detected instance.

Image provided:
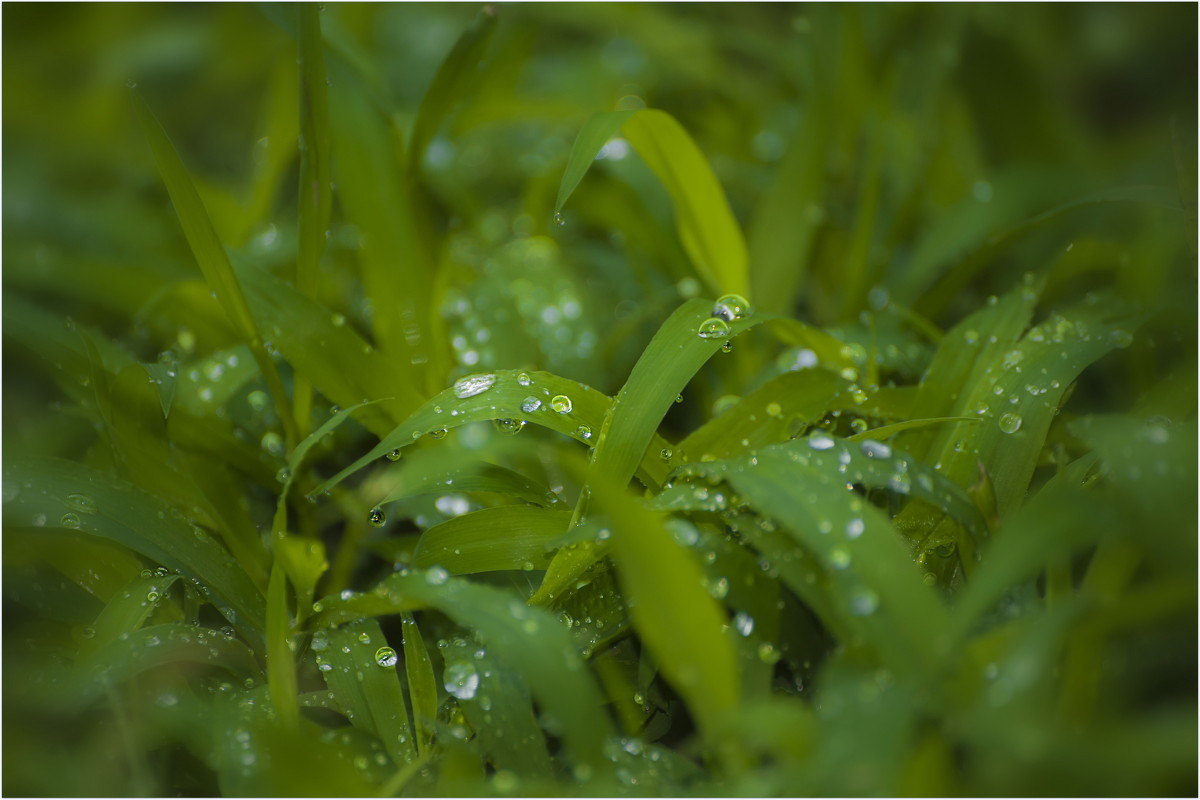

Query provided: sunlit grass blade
[315,620,417,767]
[555,110,636,214]
[413,506,573,574]
[132,92,298,446]
[315,571,615,773]
[3,457,267,648]
[399,613,438,757]
[407,6,497,171]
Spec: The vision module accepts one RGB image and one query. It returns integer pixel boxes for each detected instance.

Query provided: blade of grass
[399,613,438,757]
[413,506,573,574]
[132,92,298,448]
[266,563,298,729]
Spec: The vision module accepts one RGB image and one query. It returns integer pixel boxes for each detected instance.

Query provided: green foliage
[3,3,1196,796]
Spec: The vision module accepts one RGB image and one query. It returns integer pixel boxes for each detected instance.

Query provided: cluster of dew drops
[697,293,752,347]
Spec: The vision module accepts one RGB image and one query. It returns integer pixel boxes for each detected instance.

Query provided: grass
[3,3,1197,796]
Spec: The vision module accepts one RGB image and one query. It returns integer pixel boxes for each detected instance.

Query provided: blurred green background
[3,2,1196,796]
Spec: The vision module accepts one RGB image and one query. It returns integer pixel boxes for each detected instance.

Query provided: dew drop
[697,316,731,339]
[733,611,755,637]
[374,646,398,668]
[60,512,81,529]
[444,661,480,699]
[849,586,879,616]
[553,212,565,227]
[998,412,1022,435]
[66,493,97,514]
[720,340,733,353]
[757,642,780,664]
[276,467,292,484]
[517,372,532,386]
[358,632,371,645]
[550,395,573,413]
[659,448,674,461]
[576,424,592,440]
[712,294,751,321]
[453,373,496,399]
[808,432,836,450]
[428,427,448,440]
[829,548,851,570]
[368,507,387,527]
[845,518,865,539]
[386,449,402,461]
[859,439,892,459]
[425,566,450,585]
[493,418,525,435]
[521,396,542,413]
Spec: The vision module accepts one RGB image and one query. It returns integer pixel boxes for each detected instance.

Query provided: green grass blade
[379,459,564,510]
[317,571,615,773]
[315,620,417,767]
[79,623,260,705]
[554,110,637,214]
[3,456,266,648]
[622,110,749,298]
[296,3,331,297]
[139,358,178,419]
[79,572,182,659]
[399,613,439,757]
[413,506,573,574]
[407,7,497,171]
[131,93,297,446]
[266,563,299,729]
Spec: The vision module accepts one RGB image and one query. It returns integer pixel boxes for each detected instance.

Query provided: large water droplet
[575,424,592,440]
[368,507,387,527]
[712,294,751,321]
[425,566,450,585]
[998,412,1022,435]
[550,395,573,414]
[60,512,82,528]
[517,372,532,386]
[493,418,525,435]
[444,661,480,699]
[521,396,542,413]
[386,449,402,461]
[809,432,836,450]
[552,212,565,227]
[453,373,496,399]
[859,439,892,459]
[375,646,398,668]
[733,611,755,637]
[697,316,731,339]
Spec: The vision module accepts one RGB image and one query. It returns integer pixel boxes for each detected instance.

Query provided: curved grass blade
[555,110,637,214]
[848,416,980,442]
[556,109,749,297]
[313,370,613,495]
[314,620,416,767]
[4,527,143,606]
[79,623,260,705]
[413,506,573,574]
[314,571,615,773]
[3,457,266,648]
[532,299,768,605]
[701,448,947,676]
[408,7,497,171]
[399,613,438,756]
[139,359,178,419]
[79,572,182,659]
[132,93,297,446]
[234,261,420,436]
[378,457,564,510]
[676,368,847,462]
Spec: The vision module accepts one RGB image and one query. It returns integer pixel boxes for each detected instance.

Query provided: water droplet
[368,507,387,527]
[697,316,731,339]
[517,372,532,386]
[757,642,780,664]
[60,512,81,528]
[247,390,269,413]
[66,493,97,514]
[453,373,496,399]
[809,432,836,450]
[575,424,592,440]
[374,646,398,668]
[492,769,519,793]
[550,395,573,413]
[493,418,525,435]
[386,449,402,461]
[829,548,851,569]
[147,590,161,603]
[357,632,371,645]
[720,340,733,353]
[444,660,480,699]
[712,294,751,321]
[845,518,864,539]
[276,467,292,484]
[425,566,450,585]
[659,448,674,461]
[998,412,1022,434]
[733,611,755,637]
[261,431,284,456]
[849,586,879,616]
[553,212,565,227]
[859,439,892,459]
[521,396,542,413]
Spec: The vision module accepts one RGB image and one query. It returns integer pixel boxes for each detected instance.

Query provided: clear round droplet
[575,424,592,440]
[659,448,674,461]
[368,507,387,527]
[720,340,733,353]
[712,294,751,321]
[374,647,398,668]
[425,566,450,586]
[493,418,525,435]
[849,586,879,616]
[521,396,542,413]
[552,212,565,227]
[733,611,755,637]
[60,512,82,529]
[517,372,532,386]
[386,449,402,461]
[697,316,732,339]
[275,467,292,484]
[998,412,1022,435]
[444,660,481,701]
[550,395,573,414]
[66,493,97,514]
